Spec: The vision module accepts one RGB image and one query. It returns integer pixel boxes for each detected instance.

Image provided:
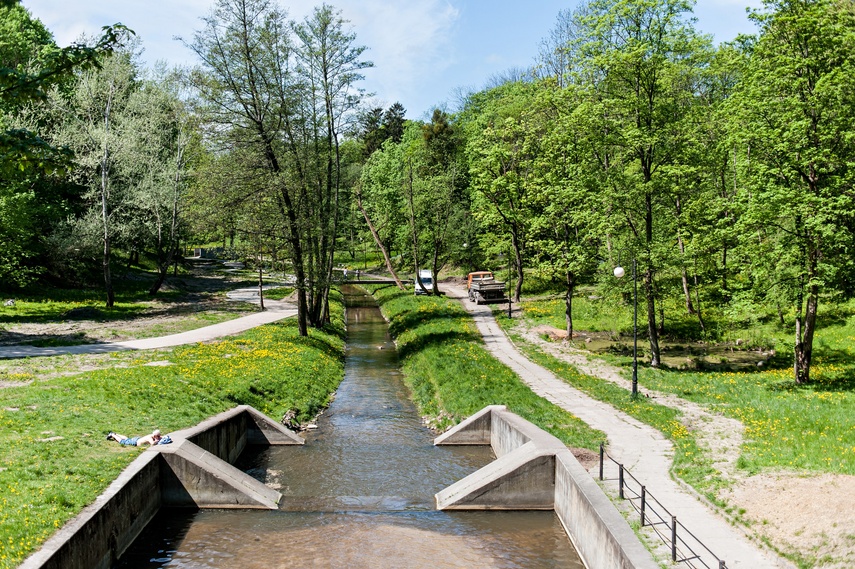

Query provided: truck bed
[468,280,507,304]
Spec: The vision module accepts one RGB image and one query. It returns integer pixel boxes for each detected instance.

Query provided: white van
[415,269,433,295]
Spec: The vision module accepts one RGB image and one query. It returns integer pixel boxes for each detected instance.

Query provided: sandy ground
[523,323,855,568]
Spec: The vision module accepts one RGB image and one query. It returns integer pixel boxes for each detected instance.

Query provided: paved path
[0,288,296,360]
[444,284,792,569]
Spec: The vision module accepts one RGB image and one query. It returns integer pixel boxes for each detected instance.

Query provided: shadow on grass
[396,329,479,360]
[278,321,346,363]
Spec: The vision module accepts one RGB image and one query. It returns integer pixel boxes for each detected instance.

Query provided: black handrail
[599,443,728,569]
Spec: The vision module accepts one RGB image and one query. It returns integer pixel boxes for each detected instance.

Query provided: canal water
[115,287,584,568]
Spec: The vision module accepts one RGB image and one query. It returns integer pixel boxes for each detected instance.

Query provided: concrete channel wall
[19,405,302,569]
[435,405,658,569]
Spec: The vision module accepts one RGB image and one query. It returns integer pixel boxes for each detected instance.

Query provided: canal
[115,286,583,568]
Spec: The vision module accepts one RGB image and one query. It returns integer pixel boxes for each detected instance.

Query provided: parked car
[415,269,433,295]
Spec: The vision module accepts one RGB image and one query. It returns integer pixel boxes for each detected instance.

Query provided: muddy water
[115,287,584,568]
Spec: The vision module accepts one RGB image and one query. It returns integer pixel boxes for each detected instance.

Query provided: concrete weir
[435,405,658,569]
[20,405,303,569]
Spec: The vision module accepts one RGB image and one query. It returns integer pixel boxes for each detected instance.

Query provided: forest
[2,0,854,385]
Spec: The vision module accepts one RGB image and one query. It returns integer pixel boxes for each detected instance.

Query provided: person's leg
[120,436,140,446]
[107,432,126,442]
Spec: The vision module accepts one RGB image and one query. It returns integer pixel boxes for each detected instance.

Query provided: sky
[22,0,763,120]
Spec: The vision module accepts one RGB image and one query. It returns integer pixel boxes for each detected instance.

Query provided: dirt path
[442,283,789,569]
[520,325,745,486]
[507,321,855,568]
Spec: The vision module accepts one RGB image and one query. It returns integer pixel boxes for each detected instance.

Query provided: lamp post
[613,259,638,398]
[507,245,512,319]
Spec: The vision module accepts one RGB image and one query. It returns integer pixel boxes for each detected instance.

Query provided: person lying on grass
[106,429,162,446]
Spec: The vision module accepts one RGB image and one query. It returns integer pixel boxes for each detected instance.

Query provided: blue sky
[22,0,763,119]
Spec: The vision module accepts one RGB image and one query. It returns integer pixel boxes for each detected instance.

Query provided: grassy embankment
[505,294,855,496]
[0,301,345,569]
[369,285,605,449]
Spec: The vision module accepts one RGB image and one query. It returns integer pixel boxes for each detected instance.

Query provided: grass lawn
[370,286,604,450]
[507,293,855,485]
[0,310,345,569]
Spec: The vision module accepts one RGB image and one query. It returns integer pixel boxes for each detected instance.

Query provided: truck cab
[467,271,495,289]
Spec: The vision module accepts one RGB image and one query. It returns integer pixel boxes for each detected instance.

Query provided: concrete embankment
[19,405,302,569]
[436,405,658,569]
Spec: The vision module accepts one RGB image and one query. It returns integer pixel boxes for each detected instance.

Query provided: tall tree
[730,0,855,383]
[465,82,543,301]
[187,0,370,333]
[570,0,712,366]
[187,0,312,334]
[122,68,195,295]
[49,49,138,305]
[292,3,372,324]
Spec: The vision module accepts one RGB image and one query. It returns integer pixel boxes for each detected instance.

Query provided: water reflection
[115,287,583,569]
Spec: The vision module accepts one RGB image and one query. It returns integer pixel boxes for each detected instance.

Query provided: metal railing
[599,444,728,569]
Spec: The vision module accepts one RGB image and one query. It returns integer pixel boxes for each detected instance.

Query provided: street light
[507,246,512,319]
[614,259,638,399]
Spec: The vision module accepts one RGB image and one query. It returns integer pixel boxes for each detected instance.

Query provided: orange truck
[467,271,507,304]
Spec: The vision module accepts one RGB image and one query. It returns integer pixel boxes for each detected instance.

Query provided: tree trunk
[565,270,575,339]
[258,260,265,311]
[795,249,819,384]
[511,229,523,302]
[644,193,660,367]
[677,233,695,315]
[645,267,661,367]
[355,189,405,290]
[406,161,425,293]
[693,273,705,332]
[100,101,114,308]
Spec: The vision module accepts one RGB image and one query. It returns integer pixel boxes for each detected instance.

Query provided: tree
[122,68,195,295]
[0,3,127,288]
[465,82,543,302]
[49,49,138,306]
[529,83,602,338]
[357,137,407,288]
[187,0,311,334]
[730,0,855,383]
[569,0,713,366]
[187,0,370,333]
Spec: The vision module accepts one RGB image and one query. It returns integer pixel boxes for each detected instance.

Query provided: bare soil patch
[725,473,855,568]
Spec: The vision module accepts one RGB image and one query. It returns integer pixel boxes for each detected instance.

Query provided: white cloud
[320,0,461,112]
[22,0,461,114]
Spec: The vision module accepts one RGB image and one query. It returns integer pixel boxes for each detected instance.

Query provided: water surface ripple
[116,287,583,568]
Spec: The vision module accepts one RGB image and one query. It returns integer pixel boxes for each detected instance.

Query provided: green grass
[640,361,855,477]
[0,311,345,569]
[370,286,604,450]
[505,292,855,487]
[495,324,718,498]
[263,287,294,301]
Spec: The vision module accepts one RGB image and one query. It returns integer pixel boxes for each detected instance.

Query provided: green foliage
[0,317,345,568]
[371,285,604,448]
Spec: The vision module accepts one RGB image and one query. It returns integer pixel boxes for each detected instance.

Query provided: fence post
[599,443,604,481]
[640,485,646,527]
[671,516,677,562]
[618,464,624,499]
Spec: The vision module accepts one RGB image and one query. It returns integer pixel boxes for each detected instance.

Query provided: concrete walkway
[444,285,792,569]
[0,288,296,360]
